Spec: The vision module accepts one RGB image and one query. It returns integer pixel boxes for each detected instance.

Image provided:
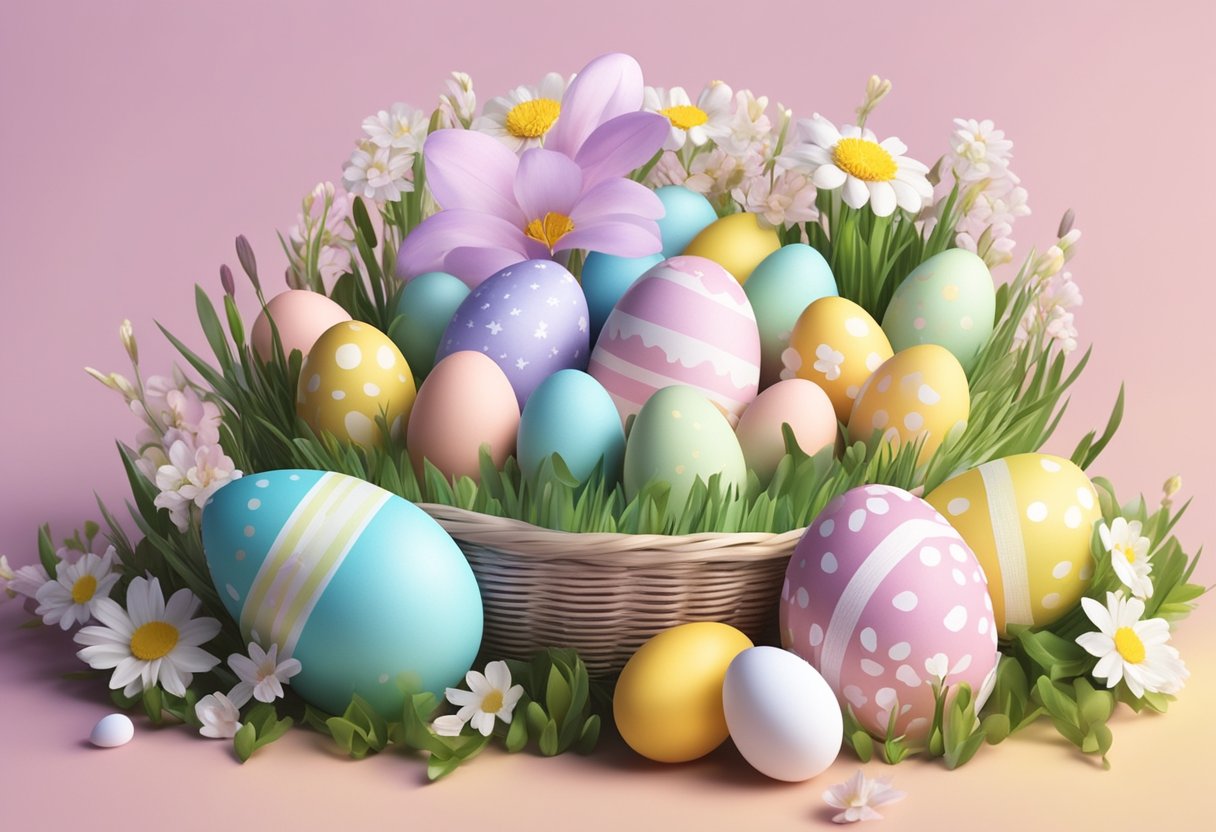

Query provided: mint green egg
[743,244,837,387]
[623,385,747,517]
[518,370,625,484]
[390,272,470,380]
[882,249,995,374]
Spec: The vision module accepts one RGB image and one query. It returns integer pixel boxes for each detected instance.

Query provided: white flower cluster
[343,102,428,202]
[940,118,1030,268]
[285,182,355,291]
[1013,225,1084,354]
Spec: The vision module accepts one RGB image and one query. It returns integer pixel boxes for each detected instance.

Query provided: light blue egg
[517,370,625,484]
[656,186,718,257]
[390,272,470,380]
[201,470,483,718]
[744,244,838,386]
[581,251,664,344]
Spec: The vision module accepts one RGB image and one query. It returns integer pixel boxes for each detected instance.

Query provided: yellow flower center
[1119,544,1136,564]
[71,575,98,605]
[833,137,898,182]
[1114,626,1146,664]
[660,105,708,131]
[525,212,575,250]
[505,98,561,139]
[130,621,180,661]
[481,689,504,714]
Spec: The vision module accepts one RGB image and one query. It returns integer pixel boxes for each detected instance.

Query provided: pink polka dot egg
[587,255,761,426]
[780,484,999,740]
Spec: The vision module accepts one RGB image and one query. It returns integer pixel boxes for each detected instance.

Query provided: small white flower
[196,692,242,740]
[644,81,733,151]
[445,660,525,736]
[0,555,15,600]
[342,139,414,203]
[716,89,773,155]
[1100,517,1153,599]
[1015,269,1083,354]
[733,169,818,228]
[431,714,466,738]
[813,343,845,381]
[34,547,120,630]
[439,71,477,129]
[6,561,50,601]
[287,182,355,289]
[823,770,906,824]
[644,150,689,188]
[1076,591,1189,698]
[684,147,764,202]
[361,103,428,152]
[949,118,1014,182]
[227,641,302,707]
[74,576,222,697]
[154,439,242,532]
[474,73,569,152]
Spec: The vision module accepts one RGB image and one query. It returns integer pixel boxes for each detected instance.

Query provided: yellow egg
[296,321,416,448]
[681,212,780,284]
[613,622,754,763]
[847,345,969,463]
[782,297,893,423]
[925,453,1100,635]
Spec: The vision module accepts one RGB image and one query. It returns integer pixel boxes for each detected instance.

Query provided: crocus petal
[423,130,523,225]
[396,210,528,284]
[514,149,583,222]
[557,216,662,258]
[443,246,532,287]
[546,53,645,158]
[574,112,669,188]
[570,178,665,223]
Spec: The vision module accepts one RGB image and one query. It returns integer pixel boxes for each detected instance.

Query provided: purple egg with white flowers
[435,260,590,409]
[779,484,999,742]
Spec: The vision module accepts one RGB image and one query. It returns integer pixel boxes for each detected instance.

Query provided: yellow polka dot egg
[925,453,1100,635]
[297,321,417,448]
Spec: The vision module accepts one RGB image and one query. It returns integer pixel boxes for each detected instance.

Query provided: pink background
[2,1,1213,828]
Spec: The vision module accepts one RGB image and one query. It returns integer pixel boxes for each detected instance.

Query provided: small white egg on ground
[89,713,134,748]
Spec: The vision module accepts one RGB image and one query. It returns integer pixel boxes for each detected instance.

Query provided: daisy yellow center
[833,137,898,182]
[1114,626,1146,664]
[130,621,179,661]
[71,575,98,605]
[1119,544,1136,564]
[505,98,561,139]
[525,212,575,249]
[660,105,708,131]
[481,689,504,714]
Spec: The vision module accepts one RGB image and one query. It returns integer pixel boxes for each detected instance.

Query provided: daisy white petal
[1077,591,1188,698]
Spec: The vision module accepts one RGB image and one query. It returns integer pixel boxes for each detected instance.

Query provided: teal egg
[517,370,625,483]
[582,251,664,344]
[881,249,996,374]
[743,244,838,387]
[655,186,718,258]
[390,272,470,379]
[201,470,483,717]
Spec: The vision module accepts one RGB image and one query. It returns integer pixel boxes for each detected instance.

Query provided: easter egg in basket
[517,369,625,483]
[654,185,718,257]
[744,244,838,387]
[201,470,483,717]
[735,379,837,484]
[389,271,470,380]
[251,290,352,362]
[581,251,664,344]
[682,212,781,284]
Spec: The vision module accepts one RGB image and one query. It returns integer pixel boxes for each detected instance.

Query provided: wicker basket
[418,503,804,677]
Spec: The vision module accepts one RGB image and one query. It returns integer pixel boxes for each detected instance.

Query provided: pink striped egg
[780,485,999,741]
[588,256,760,425]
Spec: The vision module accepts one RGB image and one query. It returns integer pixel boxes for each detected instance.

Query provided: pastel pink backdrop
[1,1,1213,829]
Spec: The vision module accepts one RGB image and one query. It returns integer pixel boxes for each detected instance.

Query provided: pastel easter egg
[723,646,843,782]
[744,244,838,387]
[682,212,781,284]
[623,385,747,514]
[517,369,625,483]
[406,351,520,483]
[297,321,416,448]
[780,485,999,740]
[588,255,761,425]
[613,622,754,763]
[89,714,134,748]
[882,249,996,374]
[435,259,589,409]
[655,185,719,257]
[389,271,470,380]
[581,251,664,345]
[201,470,483,717]
[251,290,352,362]
[925,453,1100,635]
[735,379,837,484]
[847,345,970,463]
[782,297,893,423]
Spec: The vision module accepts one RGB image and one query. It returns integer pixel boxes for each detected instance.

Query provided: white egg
[722,646,842,781]
[89,713,134,748]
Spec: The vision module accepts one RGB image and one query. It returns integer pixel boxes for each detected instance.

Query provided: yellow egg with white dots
[297,321,417,448]
[925,453,1101,636]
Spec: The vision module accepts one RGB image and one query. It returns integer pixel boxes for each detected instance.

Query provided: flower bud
[235,234,261,294]
[1057,209,1075,238]
[220,264,236,297]
[119,320,138,365]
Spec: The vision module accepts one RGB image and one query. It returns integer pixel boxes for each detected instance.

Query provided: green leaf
[545,666,572,727]
[538,718,559,757]
[234,722,257,763]
[37,524,58,575]
[505,710,528,753]
[981,713,1011,745]
[575,715,601,755]
[142,685,165,725]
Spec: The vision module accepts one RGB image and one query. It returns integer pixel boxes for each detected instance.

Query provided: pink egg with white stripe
[587,256,760,425]
[779,484,999,741]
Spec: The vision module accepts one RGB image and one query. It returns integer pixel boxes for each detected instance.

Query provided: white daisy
[34,547,120,630]
[74,576,222,698]
[342,139,414,203]
[196,692,242,739]
[733,169,818,229]
[814,343,845,381]
[949,118,1014,182]
[444,660,525,736]
[474,72,569,153]
[780,114,932,217]
[1100,517,1153,599]
[1076,591,1188,698]
[823,770,906,824]
[227,641,302,707]
[644,81,733,151]
[361,103,428,153]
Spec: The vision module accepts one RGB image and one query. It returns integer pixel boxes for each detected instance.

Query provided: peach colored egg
[252,290,352,362]
[406,351,520,483]
[735,379,837,483]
